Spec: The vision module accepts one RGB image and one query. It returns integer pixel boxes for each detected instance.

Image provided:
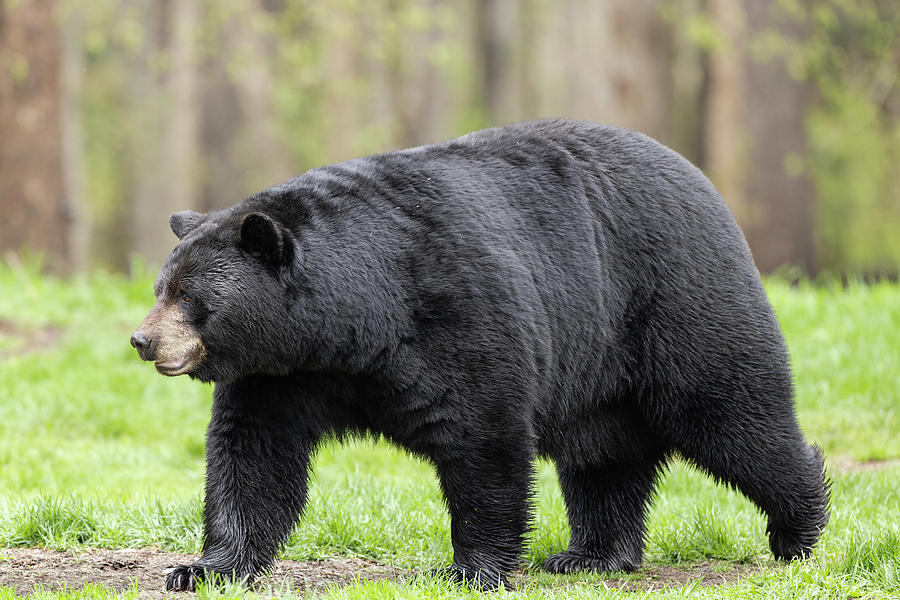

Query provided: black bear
[131,119,829,591]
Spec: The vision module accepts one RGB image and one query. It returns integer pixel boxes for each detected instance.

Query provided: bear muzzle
[131,303,206,376]
[153,343,205,376]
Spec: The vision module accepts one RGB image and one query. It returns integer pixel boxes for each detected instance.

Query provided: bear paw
[543,550,638,574]
[769,526,820,561]
[166,564,222,592]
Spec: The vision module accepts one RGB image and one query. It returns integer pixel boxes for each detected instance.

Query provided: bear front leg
[167,378,319,591]
[433,439,534,590]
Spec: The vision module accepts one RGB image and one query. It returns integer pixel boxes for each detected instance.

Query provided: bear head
[130,208,300,383]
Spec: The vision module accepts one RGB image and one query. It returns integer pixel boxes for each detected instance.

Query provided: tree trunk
[702,0,816,274]
[325,8,357,161]
[228,0,295,193]
[199,6,243,211]
[128,0,168,269]
[702,0,748,224]
[61,3,87,270]
[167,0,200,218]
[200,0,294,212]
[132,0,201,267]
[0,0,67,271]
[514,0,538,119]
[742,0,816,274]
[475,0,514,125]
[535,0,674,141]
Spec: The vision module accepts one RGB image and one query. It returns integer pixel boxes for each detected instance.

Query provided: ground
[1,548,762,598]
[0,549,401,599]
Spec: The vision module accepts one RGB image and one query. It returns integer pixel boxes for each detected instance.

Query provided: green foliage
[260,0,467,166]
[63,0,153,271]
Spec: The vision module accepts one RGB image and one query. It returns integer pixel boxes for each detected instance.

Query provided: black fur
[148,120,830,591]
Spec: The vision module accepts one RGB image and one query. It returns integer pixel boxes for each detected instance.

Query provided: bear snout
[130,330,155,361]
[132,302,206,377]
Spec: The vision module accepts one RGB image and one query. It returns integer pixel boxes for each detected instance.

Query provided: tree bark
[61,3,87,270]
[325,7,357,161]
[514,0,538,119]
[124,0,167,271]
[742,0,816,274]
[702,0,748,224]
[702,0,816,274]
[131,0,201,267]
[475,0,514,125]
[0,0,67,270]
[541,0,674,141]
[228,0,295,193]
[201,0,294,212]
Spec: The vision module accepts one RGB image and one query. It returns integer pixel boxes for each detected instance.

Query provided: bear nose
[130,330,154,361]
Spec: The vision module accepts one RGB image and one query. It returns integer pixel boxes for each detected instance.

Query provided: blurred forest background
[1,0,898,276]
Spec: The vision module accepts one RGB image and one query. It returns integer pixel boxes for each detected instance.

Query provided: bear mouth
[155,346,203,376]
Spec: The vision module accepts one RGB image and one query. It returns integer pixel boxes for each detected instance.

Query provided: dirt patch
[581,561,762,592]
[0,548,764,597]
[505,560,763,592]
[0,548,404,599]
[0,319,62,359]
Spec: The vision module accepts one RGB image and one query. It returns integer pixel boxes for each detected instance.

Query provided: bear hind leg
[767,443,831,560]
[544,456,666,574]
[677,417,830,561]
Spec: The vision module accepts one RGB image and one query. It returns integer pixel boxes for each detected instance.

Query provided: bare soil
[0,548,403,598]
[571,561,763,592]
[0,548,763,597]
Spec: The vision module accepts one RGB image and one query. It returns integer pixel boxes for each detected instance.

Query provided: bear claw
[166,565,211,592]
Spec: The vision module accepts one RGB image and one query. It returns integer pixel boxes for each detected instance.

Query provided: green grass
[0,584,140,600]
[1,259,899,599]
[769,279,900,461]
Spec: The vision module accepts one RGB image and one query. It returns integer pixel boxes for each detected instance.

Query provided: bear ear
[169,210,206,240]
[239,212,294,267]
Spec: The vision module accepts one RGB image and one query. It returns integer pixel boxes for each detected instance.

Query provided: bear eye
[179,289,193,303]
